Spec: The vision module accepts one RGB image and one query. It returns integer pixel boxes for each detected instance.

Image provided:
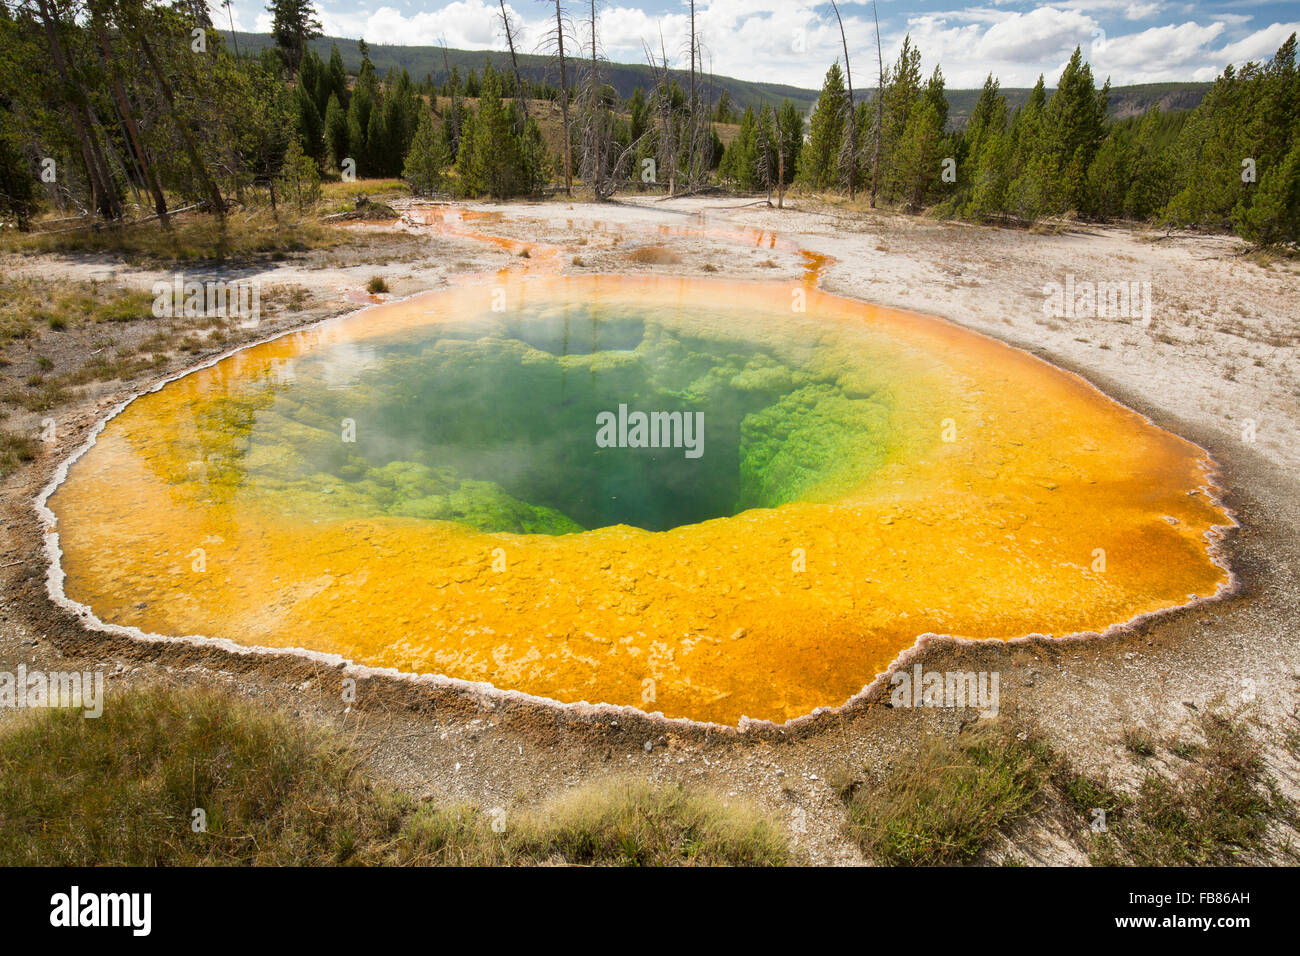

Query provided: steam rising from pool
[46,275,1233,725]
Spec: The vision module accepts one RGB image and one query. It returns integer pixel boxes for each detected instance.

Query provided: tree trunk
[93,17,169,225]
[871,0,884,208]
[555,0,572,195]
[499,1,529,124]
[37,0,121,220]
[831,0,855,200]
[589,0,601,199]
[128,11,226,218]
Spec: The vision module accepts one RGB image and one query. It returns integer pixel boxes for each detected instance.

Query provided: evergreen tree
[798,62,848,189]
[266,0,321,76]
[327,45,348,107]
[324,93,349,171]
[776,99,803,186]
[892,98,944,210]
[1041,47,1109,213]
[276,134,321,210]
[877,35,924,203]
[456,66,543,198]
[403,109,449,195]
[294,84,324,165]
[714,89,736,123]
[1235,137,1300,245]
[721,106,758,188]
[364,104,386,177]
[0,113,35,230]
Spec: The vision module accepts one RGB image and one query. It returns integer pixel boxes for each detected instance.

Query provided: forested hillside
[0,1,1294,245]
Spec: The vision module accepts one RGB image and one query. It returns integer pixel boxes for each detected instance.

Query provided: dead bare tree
[757,104,773,205]
[678,2,712,191]
[644,33,677,196]
[577,0,618,198]
[830,0,857,200]
[497,0,529,123]
[536,0,575,194]
[870,0,884,207]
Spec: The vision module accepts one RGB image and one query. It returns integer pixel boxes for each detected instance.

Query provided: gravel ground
[2,196,1297,865]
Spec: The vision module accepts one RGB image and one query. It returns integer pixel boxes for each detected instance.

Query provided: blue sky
[214,1,1300,88]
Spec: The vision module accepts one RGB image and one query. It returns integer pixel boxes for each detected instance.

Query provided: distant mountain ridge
[224,31,1211,124]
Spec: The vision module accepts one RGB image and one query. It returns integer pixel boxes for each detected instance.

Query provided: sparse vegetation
[1122,726,1157,757]
[627,245,683,265]
[366,275,390,294]
[840,709,1295,866]
[2,211,344,266]
[841,719,1053,865]
[0,429,37,477]
[0,686,791,867]
[1090,711,1295,866]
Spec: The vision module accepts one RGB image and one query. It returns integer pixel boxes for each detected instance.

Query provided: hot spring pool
[44,274,1232,725]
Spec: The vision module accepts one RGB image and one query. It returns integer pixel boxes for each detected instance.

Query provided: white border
[33,278,1241,735]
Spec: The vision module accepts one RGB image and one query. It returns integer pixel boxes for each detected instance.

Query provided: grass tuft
[0,686,791,866]
[627,245,683,266]
[3,210,343,266]
[843,719,1052,865]
[0,429,38,477]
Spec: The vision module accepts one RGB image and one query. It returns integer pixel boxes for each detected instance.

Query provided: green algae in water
[166,302,914,534]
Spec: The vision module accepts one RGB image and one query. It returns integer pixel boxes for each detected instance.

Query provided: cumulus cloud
[219,1,1299,90]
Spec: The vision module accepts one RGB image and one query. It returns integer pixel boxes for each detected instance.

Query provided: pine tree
[0,115,36,230]
[798,62,848,189]
[1235,137,1300,245]
[715,89,736,124]
[456,66,529,198]
[346,70,376,174]
[892,98,944,210]
[721,106,758,188]
[776,99,803,187]
[276,134,321,210]
[294,84,324,164]
[878,35,924,203]
[266,0,321,76]
[364,104,385,177]
[403,109,449,196]
[324,93,348,171]
[1042,47,1108,213]
[327,45,348,106]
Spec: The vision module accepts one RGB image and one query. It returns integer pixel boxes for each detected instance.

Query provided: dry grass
[626,245,683,266]
[0,429,37,477]
[0,685,792,867]
[1089,710,1296,866]
[840,719,1053,865]
[839,708,1295,866]
[3,209,345,266]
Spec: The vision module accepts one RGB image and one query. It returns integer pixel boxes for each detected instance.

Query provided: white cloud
[220,1,1300,90]
[1214,20,1300,64]
[978,8,1097,59]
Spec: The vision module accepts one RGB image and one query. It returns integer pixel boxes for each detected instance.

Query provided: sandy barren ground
[2,196,1298,865]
